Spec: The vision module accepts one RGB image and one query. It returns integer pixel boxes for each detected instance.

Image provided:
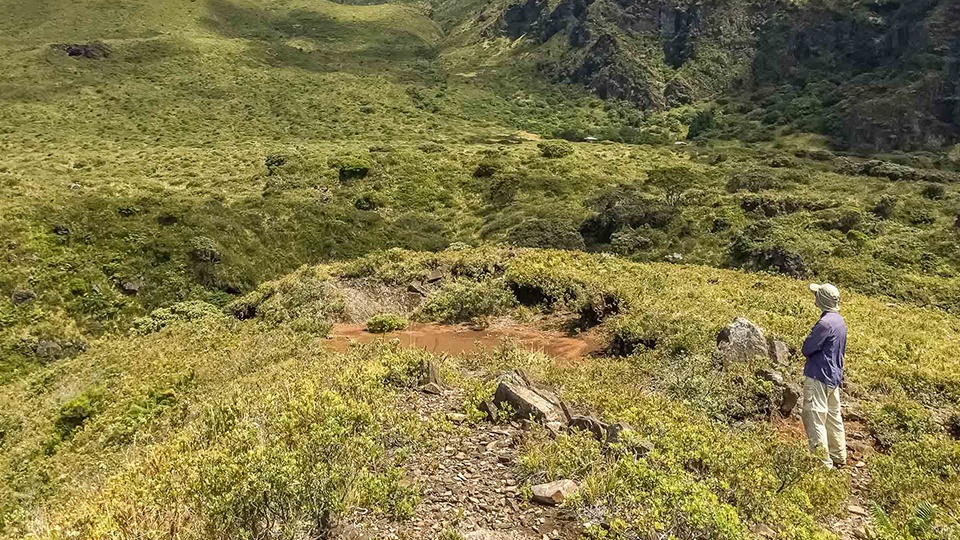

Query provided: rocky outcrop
[493,371,568,424]
[713,317,790,367]
[492,0,959,150]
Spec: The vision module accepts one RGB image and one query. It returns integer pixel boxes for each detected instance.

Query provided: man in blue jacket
[801,283,847,468]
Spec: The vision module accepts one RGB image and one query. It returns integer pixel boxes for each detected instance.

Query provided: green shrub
[903,203,938,226]
[816,208,864,233]
[264,154,287,175]
[921,183,946,200]
[484,175,518,206]
[646,166,702,207]
[726,169,791,193]
[507,219,585,251]
[581,187,679,244]
[606,313,699,357]
[335,156,371,182]
[872,194,898,219]
[538,140,574,158]
[227,267,345,334]
[54,387,105,441]
[105,384,418,538]
[740,194,831,217]
[519,430,604,483]
[132,300,224,335]
[365,313,408,333]
[728,224,807,277]
[871,436,960,535]
[188,236,222,263]
[473,158,500,178]
[866,400,940,449]
[415,279,516,323]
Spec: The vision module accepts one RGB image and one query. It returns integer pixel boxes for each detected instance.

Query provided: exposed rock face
[493,372,568,424]
[713,317,789,366]
[493,0,960,150]
[119,280,141,296]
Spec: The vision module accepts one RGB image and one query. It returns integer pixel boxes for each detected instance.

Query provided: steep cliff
[493,0,960,151]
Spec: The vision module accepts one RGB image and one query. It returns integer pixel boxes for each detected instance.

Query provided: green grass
[3,0,960,384]
[3,246,959,539]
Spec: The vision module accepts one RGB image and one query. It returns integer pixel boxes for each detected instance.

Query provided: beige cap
[809,283,840,312]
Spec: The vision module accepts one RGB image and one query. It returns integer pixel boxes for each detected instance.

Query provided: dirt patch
[325,322,600,363]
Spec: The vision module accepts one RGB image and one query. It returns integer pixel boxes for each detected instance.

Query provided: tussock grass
[2,247,960,538]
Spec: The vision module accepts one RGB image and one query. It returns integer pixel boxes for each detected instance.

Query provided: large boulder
[531,479,579,506]
[493,371,567,424]
[714,317,789,366]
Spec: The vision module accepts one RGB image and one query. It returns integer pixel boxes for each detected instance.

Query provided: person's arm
[801,321,828,358]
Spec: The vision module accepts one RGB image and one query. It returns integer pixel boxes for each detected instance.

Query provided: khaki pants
[801,377,847,468]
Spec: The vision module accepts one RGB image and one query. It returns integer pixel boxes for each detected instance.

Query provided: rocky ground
[333,317,879,540]
[339,387,581,540]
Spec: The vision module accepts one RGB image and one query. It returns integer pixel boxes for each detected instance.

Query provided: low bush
[132,300,224,335]
[580,187,680,245]
[415,279,516,323]
[473,158,500,178]
[816,207,864,233]
[921,183,946,200]
[53,387,105,442]
[866,399,940,449]
[227,267,344,335]
[902,203,938,226]
[366,313,407,333]
[870,436,960,536]
[740,194,831,217]
[102,383,418,538]
[335,156,372,183]
[606,313,700,357]
[507,219,585,251]
[538,140,574,158]
[726,169,792,193]
[728,225,807,277]
[871,194,898,219]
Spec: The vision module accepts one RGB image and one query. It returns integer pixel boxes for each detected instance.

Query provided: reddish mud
[324,322,600,362]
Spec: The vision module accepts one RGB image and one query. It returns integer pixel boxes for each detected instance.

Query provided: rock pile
[714,317,801,417]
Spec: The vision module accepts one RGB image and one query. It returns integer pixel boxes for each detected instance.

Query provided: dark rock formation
[11,290,36,305]
[493,0,960,150]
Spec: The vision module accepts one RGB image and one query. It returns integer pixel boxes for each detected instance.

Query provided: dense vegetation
[2,247,959,539]
[2,0,960,538]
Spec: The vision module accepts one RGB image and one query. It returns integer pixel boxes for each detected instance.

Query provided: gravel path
[339,388,581,540]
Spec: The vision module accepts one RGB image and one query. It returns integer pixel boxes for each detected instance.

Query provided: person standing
[801,283,848,468]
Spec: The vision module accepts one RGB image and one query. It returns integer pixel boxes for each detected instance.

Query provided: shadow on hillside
[201,0,437,75]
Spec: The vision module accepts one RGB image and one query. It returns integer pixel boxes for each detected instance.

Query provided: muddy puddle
[325,322,600,362]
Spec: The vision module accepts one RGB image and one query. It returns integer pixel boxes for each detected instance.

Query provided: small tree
[646,166,701,207]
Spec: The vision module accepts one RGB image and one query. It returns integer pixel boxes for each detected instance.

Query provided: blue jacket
[802,312,847,388]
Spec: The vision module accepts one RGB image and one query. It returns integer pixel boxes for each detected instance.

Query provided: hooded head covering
[809,283,840,313]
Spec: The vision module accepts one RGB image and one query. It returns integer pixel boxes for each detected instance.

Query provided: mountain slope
[482,0,960,151]
[2,247,959,539]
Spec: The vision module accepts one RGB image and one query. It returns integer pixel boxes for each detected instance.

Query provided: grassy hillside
[3,0,960,377]
[2,247,959,539]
